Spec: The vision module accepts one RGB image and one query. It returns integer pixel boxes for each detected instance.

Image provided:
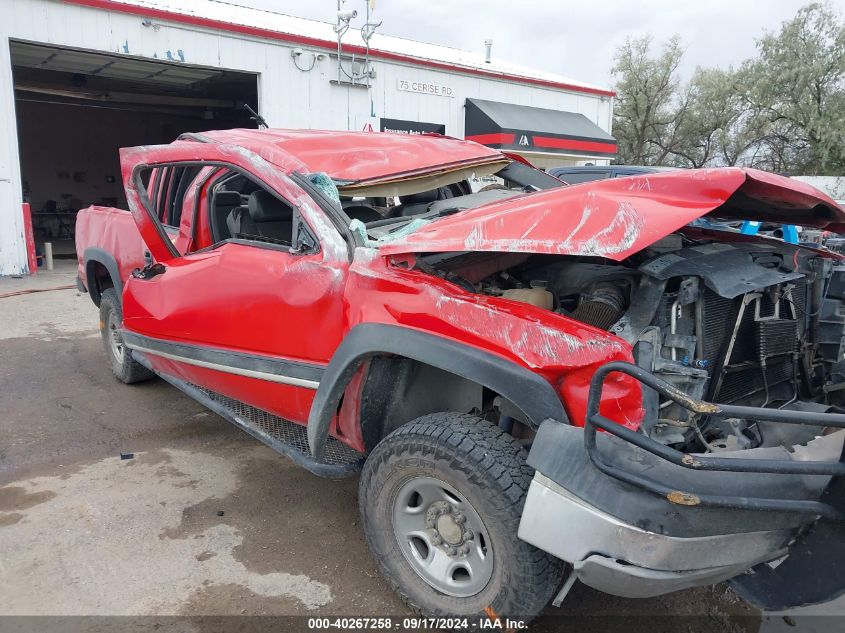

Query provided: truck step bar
[586,361,845,520]
[133,351,365,478]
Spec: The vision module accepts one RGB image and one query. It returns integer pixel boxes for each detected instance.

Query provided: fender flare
[83,247,123,307]
[307,323,568,459]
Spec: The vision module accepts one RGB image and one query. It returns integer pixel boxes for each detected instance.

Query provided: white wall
[0,0,612,274]
[793,176,845,204]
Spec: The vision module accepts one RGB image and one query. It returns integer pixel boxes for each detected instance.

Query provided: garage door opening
[10,40,260,259]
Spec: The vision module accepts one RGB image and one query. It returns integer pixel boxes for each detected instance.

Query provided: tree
[611,35,685,165]
[609,2,845,174]
[707,66,772,167]
[742,2,845,174]
[666,68,743,168]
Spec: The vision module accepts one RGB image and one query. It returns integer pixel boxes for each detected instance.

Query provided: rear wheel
[99,288,154,384]
[359,412,562,621]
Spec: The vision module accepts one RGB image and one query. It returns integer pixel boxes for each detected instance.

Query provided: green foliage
[611,35,684,165]
[611,2,845,175]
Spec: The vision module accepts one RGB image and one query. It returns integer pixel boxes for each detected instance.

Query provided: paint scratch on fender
[434,294,623,367]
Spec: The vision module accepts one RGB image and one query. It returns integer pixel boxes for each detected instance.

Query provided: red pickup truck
[77,129,845,620]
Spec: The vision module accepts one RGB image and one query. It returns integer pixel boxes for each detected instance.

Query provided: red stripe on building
[465,133,516,145]
[532,136,617,154]
[466,133,617,155]
[61,0,616,98]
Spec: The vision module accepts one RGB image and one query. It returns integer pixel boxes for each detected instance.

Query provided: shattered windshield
[338,160,566,244]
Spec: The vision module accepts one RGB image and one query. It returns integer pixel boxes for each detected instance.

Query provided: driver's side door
[118,143,350,424]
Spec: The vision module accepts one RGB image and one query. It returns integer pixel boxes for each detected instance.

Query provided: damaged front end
[414,233,845,606]
[370,167,845,607]
[519,362,845,607]
[503,237,845,607]
[510,240,845,607]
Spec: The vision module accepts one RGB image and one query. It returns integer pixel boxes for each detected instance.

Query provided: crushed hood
[378,167,845,259]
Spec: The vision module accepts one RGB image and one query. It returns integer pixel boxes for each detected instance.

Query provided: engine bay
[420,230,845,454]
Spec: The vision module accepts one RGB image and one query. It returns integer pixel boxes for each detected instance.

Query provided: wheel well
[86,260,114,306]
[307,323,567,461]
[358,356,530,452]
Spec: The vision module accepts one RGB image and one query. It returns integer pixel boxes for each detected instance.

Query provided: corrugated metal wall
[0,0,612,274]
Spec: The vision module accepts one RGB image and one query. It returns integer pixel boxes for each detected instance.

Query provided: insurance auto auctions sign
[380,118,446,135]
[397,78,454,97]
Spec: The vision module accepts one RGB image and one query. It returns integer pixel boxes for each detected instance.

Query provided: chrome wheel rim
[392,476,493,597]
[107,310,124,364]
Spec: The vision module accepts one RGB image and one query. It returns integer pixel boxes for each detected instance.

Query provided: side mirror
[290,217,318,254]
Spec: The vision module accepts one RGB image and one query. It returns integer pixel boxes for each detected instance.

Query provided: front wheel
[358,413,563,621]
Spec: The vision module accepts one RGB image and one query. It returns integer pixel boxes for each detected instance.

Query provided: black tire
[359,412,563,622]
[99,288,154,384]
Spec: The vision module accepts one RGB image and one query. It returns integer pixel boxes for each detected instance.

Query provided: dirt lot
[0,262,839,632]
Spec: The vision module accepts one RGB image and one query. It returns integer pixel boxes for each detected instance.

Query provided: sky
[223,0,845,89]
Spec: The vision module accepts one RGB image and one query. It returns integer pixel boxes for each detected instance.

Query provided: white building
[0,0,616,275]
[793,177,845,206]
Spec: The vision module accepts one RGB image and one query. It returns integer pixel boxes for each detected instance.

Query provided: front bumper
[519,361,845,602]
[519,473,790,598]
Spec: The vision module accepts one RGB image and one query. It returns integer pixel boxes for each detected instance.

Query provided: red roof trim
[61,0,616,98]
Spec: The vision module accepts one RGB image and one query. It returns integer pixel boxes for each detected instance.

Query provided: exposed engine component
[422,238,845,456]
[826,359,845,407]
[571,282,626,330]
[501,285,554,310]
[631,245,843,453]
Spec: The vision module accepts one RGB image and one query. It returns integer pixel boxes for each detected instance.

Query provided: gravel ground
[0,261,840,632]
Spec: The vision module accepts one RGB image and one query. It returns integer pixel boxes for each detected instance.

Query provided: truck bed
[75,205,147,296]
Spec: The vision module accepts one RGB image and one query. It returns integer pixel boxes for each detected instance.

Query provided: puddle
[0,447,332,615]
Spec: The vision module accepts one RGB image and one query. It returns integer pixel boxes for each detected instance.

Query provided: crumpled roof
[198,128,504,184]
